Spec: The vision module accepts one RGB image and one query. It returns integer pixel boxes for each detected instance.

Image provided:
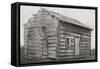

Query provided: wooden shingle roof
[40,8,92,30]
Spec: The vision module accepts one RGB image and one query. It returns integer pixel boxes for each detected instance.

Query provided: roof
[40,8,93,30]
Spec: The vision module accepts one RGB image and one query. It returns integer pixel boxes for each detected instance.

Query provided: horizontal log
[47,28,57,31]
[66,53,73,55]
[48,51,56,56]
[57,54,67,57]
[48,46,57,48]
[27,48,40,50]
[80,51,90,55]
[48,47,56,50]
[48,43,57,46]
[80,43,90,45]
[27,44,41,47]
[80,44,90,46]
[59,39,65,42]
[80,40,91,42]
[80,42,90,44]
[58,52,73,56]
[59,48,66,50]
[60,28,91,37]
[80,45,90,47]
[47,35,57,37]
[80,46,90,48]
[82,34,91,39]
[59,37,65,40]
[42,51,48,55]
[47,37,57,40]
[59,41,65,43]
[81,36,91,39]
[59,41,65,44]
[28,44,42,47]
[58,34,65,37]
[66,50,73,52]
[80,45,90,46]
[80,47,90,50]
[48,41,57,44]
[46,32,57,36]
[59,43,65,46]
[48,40,57,43]
[60,29,81,36]
[81,38,90,40]
[59,46,66,48]
[80,50,90,52]
[28,40,40,43]
[48,37,57,41]
[48,55,56,58]
[59,50,66,53]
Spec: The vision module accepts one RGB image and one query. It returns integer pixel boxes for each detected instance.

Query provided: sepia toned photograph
[19,5,96,64]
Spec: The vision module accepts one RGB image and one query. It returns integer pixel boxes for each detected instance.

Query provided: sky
[20,5,95,49]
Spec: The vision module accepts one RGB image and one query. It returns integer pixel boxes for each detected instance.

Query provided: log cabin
[24,8,92,60]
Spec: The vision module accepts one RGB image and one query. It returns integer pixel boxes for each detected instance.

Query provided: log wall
[24,10,91,59]
[57,21,91,58]
[24,10,59,58]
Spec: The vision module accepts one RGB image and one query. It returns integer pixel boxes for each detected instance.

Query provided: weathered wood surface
[24,9,59,59]
[24,8,91,60]
[56,21,91,58]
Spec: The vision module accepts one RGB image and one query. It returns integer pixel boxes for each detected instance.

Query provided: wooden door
[75,37,80,55]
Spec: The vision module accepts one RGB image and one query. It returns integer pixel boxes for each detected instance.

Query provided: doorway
[75,37,80,55]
